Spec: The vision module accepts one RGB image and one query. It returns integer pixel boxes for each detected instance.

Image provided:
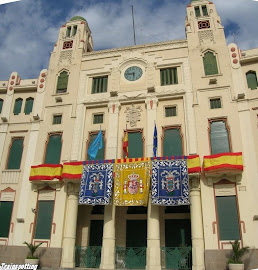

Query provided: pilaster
[190,177,205,270]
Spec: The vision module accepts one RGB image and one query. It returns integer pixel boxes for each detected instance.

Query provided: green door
[125,220,147,269]
[85,220,103,268]
[164,219,192,269]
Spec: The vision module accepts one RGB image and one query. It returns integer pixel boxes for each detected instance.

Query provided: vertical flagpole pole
[131,5,136,45]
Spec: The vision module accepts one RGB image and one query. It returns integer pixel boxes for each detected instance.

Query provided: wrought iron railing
[116,247,146,269]
[75,246,102,268]
[161,246,191,270]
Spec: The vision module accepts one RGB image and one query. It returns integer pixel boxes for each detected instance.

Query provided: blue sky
[0,0,257,80]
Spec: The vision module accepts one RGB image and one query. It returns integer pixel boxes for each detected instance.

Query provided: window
[56,71,69,93]
[92,76,108,94]
[162,127,183,156]
[13,98,23,115]
[202,5,208,16]
[195,6,201,17]
[63,41,73,49]
[126,131,143,158]
[87,132,105,161]
[203,51,218,75]
[209,120,230,154]
[7,138,24,169]
[93,114,103,124]
[24,97,34,115]
[72,25,77,36]
[66,26,71,37]
[246,71,258,90]
[165,106,177,117]
[44,134,62,164]
[34,200,54,239]
[0,201,13,238]
[210,98,222,109]
[53,115,62,125]
[160,68,178,86]
[216,196,240,240]
[0,99,3,114]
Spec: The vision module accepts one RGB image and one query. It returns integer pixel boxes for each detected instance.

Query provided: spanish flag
[123,130,129,158]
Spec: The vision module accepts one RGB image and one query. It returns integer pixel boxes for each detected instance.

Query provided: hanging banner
[78,163,114,205]
[151,159,190,206]
[113,159,151,206]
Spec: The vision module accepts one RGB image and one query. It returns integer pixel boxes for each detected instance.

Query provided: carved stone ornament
[125,104,142,127]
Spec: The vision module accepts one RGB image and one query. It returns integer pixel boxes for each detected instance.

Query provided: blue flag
[88,130,103,160]
[153,123,157,157]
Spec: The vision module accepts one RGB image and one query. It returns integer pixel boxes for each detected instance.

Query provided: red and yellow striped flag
[29,164,63,181]
[123,131,129,158]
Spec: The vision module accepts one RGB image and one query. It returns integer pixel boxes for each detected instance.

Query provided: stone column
[190,178,205,270]
[100,101,120,269]
[145,98,161,270]
[146,196,161,270]
[61,183,79,268]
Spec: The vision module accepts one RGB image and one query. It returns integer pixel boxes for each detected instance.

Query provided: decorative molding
[198,30,214,45]
[59,50,72,63]
[125,104,143,127]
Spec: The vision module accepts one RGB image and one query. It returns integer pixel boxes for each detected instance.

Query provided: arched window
[13,98,23,115]
[56,71,69,93]
[24,97,34,115]
[203,51,218,76]
[0,99,3,114]
[246,71,258,90]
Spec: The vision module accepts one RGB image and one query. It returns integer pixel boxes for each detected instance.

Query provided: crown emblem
[128,173,140,181]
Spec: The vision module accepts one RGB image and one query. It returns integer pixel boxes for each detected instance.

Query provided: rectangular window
[34,200,54,239]
[160,68,178,86]
[53,115,62,125]
[195,6,201,17]
[216,196,240,240]
[24,98,34,115]
[202,5,208,16]
[93,114,104,124]
[0,99,3,114]
[210,120,230,154]
[13,98,23,115]
[163,128,183,156]
[0,201,13,238]
[44,134,62,164]
[210,98,222,109]
[165,106,177,117]
[66,26,71,37]
[72,25,77,36]
[87,132,105,161]
[7,138,24,169]
[127,131,143,158]
[92,76,108,94]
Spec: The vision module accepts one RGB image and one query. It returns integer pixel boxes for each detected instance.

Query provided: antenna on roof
[131,5,136,45]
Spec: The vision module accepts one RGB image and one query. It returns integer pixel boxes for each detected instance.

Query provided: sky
[0,0,258,80]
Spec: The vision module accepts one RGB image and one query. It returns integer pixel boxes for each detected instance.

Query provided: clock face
[124,66,143,81]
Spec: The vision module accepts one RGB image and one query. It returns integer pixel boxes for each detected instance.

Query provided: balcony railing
[116,247,146,269]
[75,246,101,268]
[161,246,191,270]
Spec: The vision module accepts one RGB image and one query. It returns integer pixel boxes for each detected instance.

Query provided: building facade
[0,0,257,269]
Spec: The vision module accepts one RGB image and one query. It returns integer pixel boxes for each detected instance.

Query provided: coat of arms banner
[79,162,114,205]
[113,159,151,206]
[151,158,190,206]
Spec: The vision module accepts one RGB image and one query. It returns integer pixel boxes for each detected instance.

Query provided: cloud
[0,0,257,80]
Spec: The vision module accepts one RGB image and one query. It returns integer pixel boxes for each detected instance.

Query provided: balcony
[1,170,20,184]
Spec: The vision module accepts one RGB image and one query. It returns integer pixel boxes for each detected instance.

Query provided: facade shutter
[13,98,23,115]
[24,98,34,115]
[216,196,240,240]
[202,5,208,16]
[195,7,201,17]
[0,99,3,114]
[57,71,69,93]
[0,201,13,238]
[7,138,24,169]
[44,134,62,164]
[160,68,178,86]
[163,128,183,156]
[87,133,105,161]
[203,52,218,75]
[210,121,230,154]
[92,77,108,93]
[246,72,258,90]
[128,132,143,158]
[34,200,54,239]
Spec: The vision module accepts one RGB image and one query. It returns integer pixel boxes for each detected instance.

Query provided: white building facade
[0,1,257,269]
